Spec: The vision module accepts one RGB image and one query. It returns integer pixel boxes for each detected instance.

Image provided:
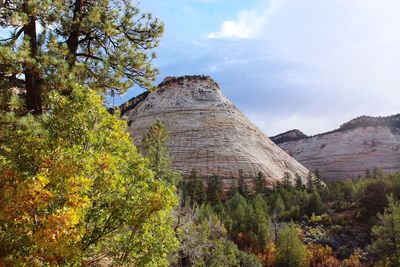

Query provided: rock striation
[123,75,310,187]
[271,115,400,181]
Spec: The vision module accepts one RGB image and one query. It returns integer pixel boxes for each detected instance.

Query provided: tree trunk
[23,1,41,114]
[66,0,83,68]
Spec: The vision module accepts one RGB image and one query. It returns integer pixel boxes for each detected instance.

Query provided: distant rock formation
[271,129,309,144]
[122,75,310,188]
[271,114,400,181]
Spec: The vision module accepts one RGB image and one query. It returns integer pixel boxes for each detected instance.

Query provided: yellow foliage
[258,241,276,267]
[307,243,340,267]
[342,252,362,267]
[0,87,178,266]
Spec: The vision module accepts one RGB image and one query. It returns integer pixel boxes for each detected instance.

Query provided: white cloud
[207,0,281,39]
[140,0,400,135]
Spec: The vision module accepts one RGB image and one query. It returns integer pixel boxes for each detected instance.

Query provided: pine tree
[250,195,271,252]
[0,0,163,114]
[254,171,266,194]
[369,196,400,265]
[182,169,207,205]
[273,195,286,217]
[238,169,247,196]
[283,172,292,188]
[307,191,324,215]
[275,223,308,267]
[313,168,322,188]
[360,181,388,219]
[0,1,176,265]
[207,175,224,205]
[142,119,180,185]
[295,173,304,190]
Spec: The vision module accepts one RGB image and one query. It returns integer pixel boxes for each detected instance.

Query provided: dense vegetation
[0,0,177,266]
[177,169,400,266]
[1,1,399,266]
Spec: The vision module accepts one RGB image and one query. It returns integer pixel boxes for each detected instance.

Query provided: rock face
[271,115,400,182]
[271,129,309,144]
[123,75,309,187]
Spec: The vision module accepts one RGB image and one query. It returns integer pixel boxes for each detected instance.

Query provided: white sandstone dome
[123,75,310,187]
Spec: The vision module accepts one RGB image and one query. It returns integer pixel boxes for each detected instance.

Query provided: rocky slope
[271,115,400,181]
[123,75,310,188]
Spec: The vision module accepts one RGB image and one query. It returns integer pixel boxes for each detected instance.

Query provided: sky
[10,0,396,137]
[122,0,400,136]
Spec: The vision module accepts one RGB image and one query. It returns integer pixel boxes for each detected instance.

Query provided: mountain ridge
[271,114,400,181]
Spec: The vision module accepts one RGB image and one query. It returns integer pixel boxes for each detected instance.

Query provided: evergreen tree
[295,173,304,190]
[182,169,207,205]
[313,168,322,188]
[273,195,286,217]
[306,172,314,191]
[254,171,266,194]
[282,172,292,188]
[238,169,247,196]
[237,250,263,267]
[250,195,272,252]
[223,192,249,241]
[271,194,285,242]
[275,223,308,267]
[370,196,400,265]
[360,181,388,220]
[0,0,163,114]
[0,2,176,265]
[307,191,324,215]
[207,175,224,205]
[142,119,180,185]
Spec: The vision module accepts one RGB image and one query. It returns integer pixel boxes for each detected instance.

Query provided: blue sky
[4,0,398,136]
[124,0,400,136]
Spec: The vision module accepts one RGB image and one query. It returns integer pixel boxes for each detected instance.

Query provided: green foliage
[238,169,248,196]
[275,223,308,267]
[313,169,322,188]
[198,239,239,267]
[0,0,163,113]
[0,87,178,266]
[222,192,271,252]
[254,171,266,194]
[172,203,224,266]
[179,169,400,266]
[295,173,304,190]
[181,169,207,205]
[282,172,292,188]
[307,191,324,216]
[207,175,224,205]
[142,119,181,185]
[172,201,263,267]
[360,181,387,220]
[272,194,286,217]
[236,250,263,267]
[369,196,400,265]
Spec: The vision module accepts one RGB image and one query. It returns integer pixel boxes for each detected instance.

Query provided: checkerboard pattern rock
[124,75,310,187]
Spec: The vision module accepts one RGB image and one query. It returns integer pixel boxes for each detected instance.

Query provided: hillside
[271,114,400,181]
